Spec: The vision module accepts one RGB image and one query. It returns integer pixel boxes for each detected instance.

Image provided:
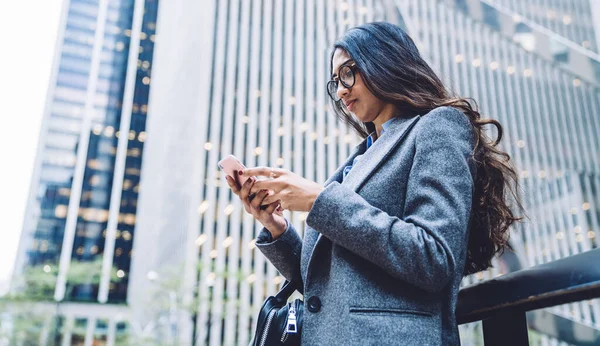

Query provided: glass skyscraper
[12,0,158,343]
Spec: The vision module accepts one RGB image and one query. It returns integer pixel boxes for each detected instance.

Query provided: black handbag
[251,280,304,346]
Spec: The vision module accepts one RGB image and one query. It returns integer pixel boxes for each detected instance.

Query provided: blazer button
[307,296,321,312]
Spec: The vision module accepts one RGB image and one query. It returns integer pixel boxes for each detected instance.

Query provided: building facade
[133,0,600,345]
[11,0,158,343]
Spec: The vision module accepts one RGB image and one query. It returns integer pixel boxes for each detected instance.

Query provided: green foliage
[0,259,122,344]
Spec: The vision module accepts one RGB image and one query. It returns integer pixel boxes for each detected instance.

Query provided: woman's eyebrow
[331,59,354,78]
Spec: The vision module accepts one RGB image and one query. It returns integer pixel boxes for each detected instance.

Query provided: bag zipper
[259,309,277,346]
[280,301,298,343]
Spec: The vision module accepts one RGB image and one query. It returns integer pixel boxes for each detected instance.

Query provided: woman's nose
[336,83,349,100]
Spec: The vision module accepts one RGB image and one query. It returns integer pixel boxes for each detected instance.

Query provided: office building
[12,0,158,343]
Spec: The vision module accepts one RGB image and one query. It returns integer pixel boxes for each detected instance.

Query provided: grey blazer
[256,106,477,345]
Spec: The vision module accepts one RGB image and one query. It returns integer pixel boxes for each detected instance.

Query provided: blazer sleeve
[305,108,475,293]
[255,219,304,286]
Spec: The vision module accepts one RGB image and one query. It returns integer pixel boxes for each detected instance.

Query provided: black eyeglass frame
[327,63,358,102]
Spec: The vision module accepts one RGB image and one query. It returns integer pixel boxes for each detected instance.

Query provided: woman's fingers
[242,167,285,178]
[260,193,279,206]
[240,176,255,200]
[225,175,241,195]
[263,200,281,214]
[250,189,270,210]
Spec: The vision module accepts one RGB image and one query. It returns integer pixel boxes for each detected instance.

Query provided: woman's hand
[242,167,324,212]
[225,173,287,238]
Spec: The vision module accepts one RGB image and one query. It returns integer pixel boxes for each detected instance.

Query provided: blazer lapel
[307,115,422,275]
[342,115,421,193]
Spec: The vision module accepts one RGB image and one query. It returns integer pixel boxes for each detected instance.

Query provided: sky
[0,0,64,294]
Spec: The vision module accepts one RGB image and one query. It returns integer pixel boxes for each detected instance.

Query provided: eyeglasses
[327,63,358,102]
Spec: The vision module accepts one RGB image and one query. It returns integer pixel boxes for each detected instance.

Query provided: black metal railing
[456,248,600,346]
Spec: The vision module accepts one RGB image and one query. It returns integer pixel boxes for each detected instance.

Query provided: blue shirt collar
[366,117,397,149]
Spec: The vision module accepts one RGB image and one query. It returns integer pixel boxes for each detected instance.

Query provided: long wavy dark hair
[330,22,524,276]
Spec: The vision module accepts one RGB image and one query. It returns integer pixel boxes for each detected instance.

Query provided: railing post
[482,311,529,346]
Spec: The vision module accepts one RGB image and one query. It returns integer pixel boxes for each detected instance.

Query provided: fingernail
[250,177,255,182]
[238,170,244,176]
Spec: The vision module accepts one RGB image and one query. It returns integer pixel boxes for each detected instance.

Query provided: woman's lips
[346,99,357,111]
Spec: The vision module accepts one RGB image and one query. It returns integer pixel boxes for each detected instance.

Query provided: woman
[226,22,522,345]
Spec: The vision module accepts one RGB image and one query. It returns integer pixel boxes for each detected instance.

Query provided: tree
[0,258,121,346]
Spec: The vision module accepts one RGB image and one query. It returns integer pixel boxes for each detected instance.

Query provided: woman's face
[331,49,387,124]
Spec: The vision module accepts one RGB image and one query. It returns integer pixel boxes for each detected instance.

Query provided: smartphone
[218,155,249,186]
[218,155,283,213]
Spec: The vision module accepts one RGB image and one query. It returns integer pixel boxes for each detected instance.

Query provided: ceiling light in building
[573,79,581,87]
[489,61,499,70]
[556,232,564,240]
[523,69,532,77]
[276,157,284,166]
[248,239,256,250]
[246,274,257,283]
[93,124,103,135]
[43,265,52,273]
[204,142,213,150]
[454,54,464,63]
[198,201,209,214]
[210,249,218,258]
[506,66,515,75]
[340,2,349,11]
[582,202,590,210]
[104,126,115,137]
[222,236,233,248]
[196,234,207,247]
[55,205,68,218]
[562,15,571,25]
[472,58,481,67]
[254,147,263,156]
[517,140,525,148]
